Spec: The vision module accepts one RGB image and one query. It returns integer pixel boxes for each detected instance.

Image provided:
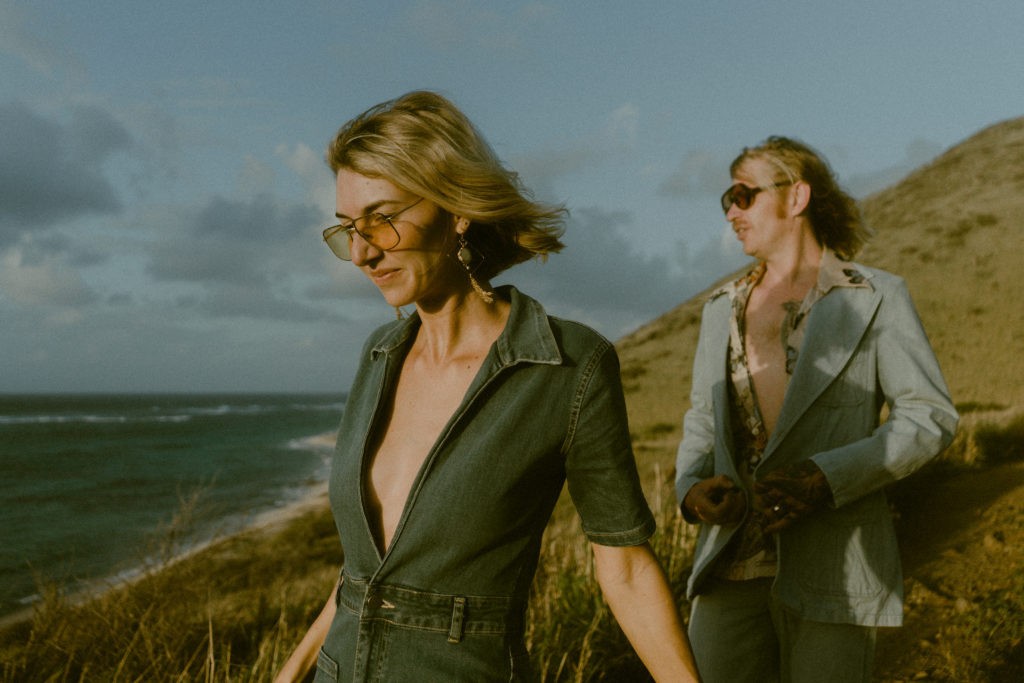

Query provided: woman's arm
[592,542,701,682]
[273,583,338,683]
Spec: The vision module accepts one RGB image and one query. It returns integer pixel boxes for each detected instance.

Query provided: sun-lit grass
[4,115,1023,681]
[0,497,343,683]
[0,461,695,683]
[932,571,1024,682]
[524,462,697,683]
[5,412,1019,682]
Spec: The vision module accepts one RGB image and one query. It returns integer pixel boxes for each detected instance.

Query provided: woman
[276,91,699,682]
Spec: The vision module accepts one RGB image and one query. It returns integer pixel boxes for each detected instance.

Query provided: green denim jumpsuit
[315,286,655,682]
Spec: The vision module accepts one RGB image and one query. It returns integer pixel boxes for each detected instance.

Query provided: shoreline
[0,485,333,633]
[0,433,337,634]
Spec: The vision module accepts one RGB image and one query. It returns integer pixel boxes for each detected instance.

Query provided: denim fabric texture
[316,286,655,682]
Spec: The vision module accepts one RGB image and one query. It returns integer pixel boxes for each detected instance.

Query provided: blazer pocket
[792,513,895,600]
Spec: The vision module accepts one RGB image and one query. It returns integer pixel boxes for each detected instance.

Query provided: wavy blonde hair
[327,91,566,280]
[732,136,872,260]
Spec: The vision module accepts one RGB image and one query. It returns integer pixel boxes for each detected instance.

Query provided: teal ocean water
[0,393,344,620]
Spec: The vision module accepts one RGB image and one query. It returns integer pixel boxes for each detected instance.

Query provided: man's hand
[683,474,745,526]
[754,460,833,534]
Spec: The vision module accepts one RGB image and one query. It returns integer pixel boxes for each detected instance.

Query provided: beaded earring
[457,234,494,304]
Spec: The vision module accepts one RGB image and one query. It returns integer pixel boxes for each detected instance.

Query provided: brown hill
[618,114,1024,435]
[616,117,1024,681]
[4,119,1020,683]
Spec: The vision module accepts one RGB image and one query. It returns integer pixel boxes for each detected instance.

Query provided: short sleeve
[564,341,656,546]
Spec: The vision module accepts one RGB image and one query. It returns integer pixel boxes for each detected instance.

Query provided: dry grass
[4,415,1020,682]
[524,461,697,682]
[616,116,1024,434]
[0,462,693,683]
[0,499,343,683]
[878,408,1024,682]
[3,116,1023,681]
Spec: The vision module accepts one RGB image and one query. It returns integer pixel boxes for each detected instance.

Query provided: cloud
[513,145,604,194]
[605,104,640,147]
[657,148,731,198]
[402,0,558,54]
[276,142,335,207]
[196,284,340,323]
[237,155,275,195]
[0,242,99,308]
[192,193,318,243]
[146,193,320,284]
[0,301,366,392]
[512,103,644,196]
[499,207,747,339]
[277,142,325,181]
[139,191,361,323]
[0,102,133,239]
[0,3,85,79]
[148,239,268,287]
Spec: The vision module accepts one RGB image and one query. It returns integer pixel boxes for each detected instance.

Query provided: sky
[2,0,1022,394]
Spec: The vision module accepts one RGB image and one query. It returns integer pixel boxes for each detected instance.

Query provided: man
[675,136,957,683]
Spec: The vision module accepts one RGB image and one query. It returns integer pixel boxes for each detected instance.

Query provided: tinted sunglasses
[322,198,423,261]
[720,181,792,213]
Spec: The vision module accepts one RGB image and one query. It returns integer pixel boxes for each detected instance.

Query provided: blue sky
[2,0,1022,393]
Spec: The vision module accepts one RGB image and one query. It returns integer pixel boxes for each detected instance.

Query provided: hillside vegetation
[618,114,1024,438]
[3,118,1023,681]
[615,115,1024,681]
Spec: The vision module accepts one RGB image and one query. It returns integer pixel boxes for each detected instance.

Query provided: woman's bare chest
[366,356,483,549]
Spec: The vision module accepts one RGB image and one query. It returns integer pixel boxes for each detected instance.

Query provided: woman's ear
[454,216,471,234]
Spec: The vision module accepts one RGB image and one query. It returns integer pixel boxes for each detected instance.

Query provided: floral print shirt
[712,250,871,581]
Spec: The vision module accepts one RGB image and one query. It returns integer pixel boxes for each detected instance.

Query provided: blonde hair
[731,136,871,260]
[327,91,566,279]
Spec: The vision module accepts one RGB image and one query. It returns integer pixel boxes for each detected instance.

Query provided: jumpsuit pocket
[315,647,339,681]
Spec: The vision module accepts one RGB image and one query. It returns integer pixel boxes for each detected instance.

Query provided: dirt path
[874,461,1024,681]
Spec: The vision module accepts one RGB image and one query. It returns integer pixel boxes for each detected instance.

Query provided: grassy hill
[618,114,1024,443]
[615,115,1024,681]
[3,118,1022,682]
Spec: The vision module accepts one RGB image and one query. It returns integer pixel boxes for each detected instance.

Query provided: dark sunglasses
[720,181,792,213]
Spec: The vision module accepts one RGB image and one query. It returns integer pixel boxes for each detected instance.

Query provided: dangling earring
[457,234,494,304]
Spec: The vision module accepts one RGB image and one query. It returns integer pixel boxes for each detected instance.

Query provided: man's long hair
[731,136,871,260]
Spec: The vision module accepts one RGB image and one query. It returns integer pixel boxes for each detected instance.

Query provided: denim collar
[370,285,562,367]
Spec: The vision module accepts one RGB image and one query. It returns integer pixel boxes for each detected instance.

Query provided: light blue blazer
[675,264,958,627]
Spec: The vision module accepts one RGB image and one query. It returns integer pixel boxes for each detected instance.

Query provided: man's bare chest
[744,292,801,361]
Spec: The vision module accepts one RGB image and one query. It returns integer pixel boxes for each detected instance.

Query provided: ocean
[0,393,345,621]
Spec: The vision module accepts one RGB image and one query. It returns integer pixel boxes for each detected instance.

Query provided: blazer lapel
[695,295,743,473]
[707,302,734,457]
[764,284,883,457]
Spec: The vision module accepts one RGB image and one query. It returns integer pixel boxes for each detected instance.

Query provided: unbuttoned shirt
[714,250,870,581]
[317,285,655,681]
